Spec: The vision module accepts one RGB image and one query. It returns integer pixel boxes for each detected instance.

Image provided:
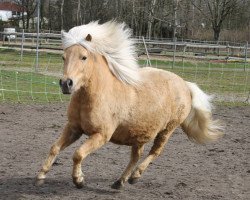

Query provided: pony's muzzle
[59,78,73,94]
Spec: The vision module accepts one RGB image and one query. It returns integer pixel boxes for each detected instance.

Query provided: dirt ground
[0,103,249,200]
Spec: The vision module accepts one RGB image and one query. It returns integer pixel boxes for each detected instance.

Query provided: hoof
[111,180,124,190]
[128,177,140,185]
[73,177,84,189]
[35,178,45,186]
[74,181,84,189]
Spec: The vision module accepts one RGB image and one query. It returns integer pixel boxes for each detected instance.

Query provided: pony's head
[59,35,93,94]
[60,21,141,94]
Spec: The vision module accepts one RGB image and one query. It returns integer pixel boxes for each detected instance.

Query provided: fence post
[20,29,24,61]
[172,36,177,69]
[35,0,41,72]
[226,42,229,62]
[142,36,151,67]
[244,41,248,72]
[182,44,187,64]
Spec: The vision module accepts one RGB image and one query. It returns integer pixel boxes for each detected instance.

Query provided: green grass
[0,69,70,103]
[0,48,63,73]
[0,48,249,104]
[139,59,249,97]
[139,59,250,70]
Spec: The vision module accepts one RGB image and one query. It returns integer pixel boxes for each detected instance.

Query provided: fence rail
[1,31,250,51]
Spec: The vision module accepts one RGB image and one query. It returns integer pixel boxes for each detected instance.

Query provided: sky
[0,10,12,21]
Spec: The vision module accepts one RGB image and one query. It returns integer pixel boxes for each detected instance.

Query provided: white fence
[0,31,249,104]
[1,31,249,55]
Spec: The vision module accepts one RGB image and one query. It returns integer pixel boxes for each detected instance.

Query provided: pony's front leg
[111,144,144,189]
[36,123,82,185]
[72,133,108,188]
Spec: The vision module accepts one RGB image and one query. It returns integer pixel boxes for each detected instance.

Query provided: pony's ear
[85,34,92,42]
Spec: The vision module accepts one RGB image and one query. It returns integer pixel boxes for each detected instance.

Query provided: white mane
[61,21,141,86]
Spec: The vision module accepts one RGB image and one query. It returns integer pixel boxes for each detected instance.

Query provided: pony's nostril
[67,79,73,87]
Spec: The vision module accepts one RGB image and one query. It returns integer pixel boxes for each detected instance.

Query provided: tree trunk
[76,0,81,25]
[48,0,51,30]
[147,0,157,39]
[21,1,25,29]
[82,0,86,24]
[60,0,64,29]
[26,17,30,30]
[22,13,25,29]
[213,26,221,41]
[40,1,44,29]
[131,1,134,31]
[172,0,178,41]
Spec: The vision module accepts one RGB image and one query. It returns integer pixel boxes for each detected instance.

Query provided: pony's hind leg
[128,125,177,184]
[111,144,144,189]
[36,123,82,185]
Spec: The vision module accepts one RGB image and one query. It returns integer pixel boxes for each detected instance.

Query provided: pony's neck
[77,54,123,102]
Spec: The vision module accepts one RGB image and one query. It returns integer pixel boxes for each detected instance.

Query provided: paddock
[0,31,249,199]
[0,103,248,199]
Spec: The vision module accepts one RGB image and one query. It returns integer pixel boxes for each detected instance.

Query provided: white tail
[181,82,224,144]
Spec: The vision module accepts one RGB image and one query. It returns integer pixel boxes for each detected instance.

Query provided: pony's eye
[82,56,87,61]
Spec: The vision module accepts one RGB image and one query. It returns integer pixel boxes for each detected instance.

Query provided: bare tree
[192,0,239,41]
[28,0,249,41]
[15,0,37,30]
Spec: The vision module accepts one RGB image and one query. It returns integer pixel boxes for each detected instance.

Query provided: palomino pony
[36,21,223,189]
